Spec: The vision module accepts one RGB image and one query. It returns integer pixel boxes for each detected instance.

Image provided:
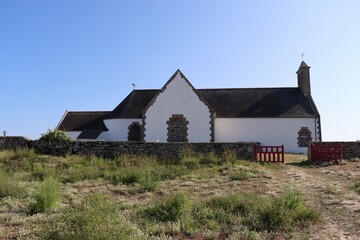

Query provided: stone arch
[297,127,312,147]
[128,122,142,141]
[167,114,189,142]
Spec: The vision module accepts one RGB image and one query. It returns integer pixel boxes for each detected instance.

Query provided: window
[297,127,312,147]
[167,114,189,142]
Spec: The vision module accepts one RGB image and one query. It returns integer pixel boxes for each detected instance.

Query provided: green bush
[142,193,190,222]
[28,176,61,214]
[39,194,139,240]
[39,129,72,143]
[0,171,24,198]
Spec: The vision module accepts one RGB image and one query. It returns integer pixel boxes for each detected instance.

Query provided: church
[57,61,321,153]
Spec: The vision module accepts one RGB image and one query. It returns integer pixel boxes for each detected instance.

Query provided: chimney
[296,61,311,96]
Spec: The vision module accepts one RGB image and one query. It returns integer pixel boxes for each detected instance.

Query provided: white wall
[215,118,318,153]
[144,72,211,142]
[97,119,142,141]
[64,131,81,140]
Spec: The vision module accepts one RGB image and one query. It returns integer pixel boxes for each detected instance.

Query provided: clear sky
[0,0,359,141]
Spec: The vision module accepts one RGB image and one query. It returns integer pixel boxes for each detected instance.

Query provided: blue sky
[0,0,359,141]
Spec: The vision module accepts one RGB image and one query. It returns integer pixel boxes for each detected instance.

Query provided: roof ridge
[67,111,111,113]
[197,87,299,90]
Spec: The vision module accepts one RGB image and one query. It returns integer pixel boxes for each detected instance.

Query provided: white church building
[57,61,321,153]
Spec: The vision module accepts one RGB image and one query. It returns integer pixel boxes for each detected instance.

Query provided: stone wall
[0,137,255,160]
[310,141,360,160]
[0,137,30,150]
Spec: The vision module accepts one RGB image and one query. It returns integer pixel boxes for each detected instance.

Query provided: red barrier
[311,144,342,164]
[254,144,284,163]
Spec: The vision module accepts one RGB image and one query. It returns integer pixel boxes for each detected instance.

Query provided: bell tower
[296,61,311,96]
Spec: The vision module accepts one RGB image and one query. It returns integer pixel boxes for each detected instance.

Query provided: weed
[0,171,25,198]
[229,170,251,180]
[138,170,160,192]
[141,193,190,222]
[39,194,140,240]
[28,176,61,214]
[351,181,360,194]
[199,152,219,165]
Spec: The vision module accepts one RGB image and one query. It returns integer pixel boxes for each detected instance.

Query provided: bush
[142,193,190,222]
[39,194,139,240]
[39,129,72,143]
[0,171,24,198]
[28,176,61,214]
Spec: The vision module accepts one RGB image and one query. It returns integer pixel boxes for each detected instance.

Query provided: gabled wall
[215,117,319,153]
[144,71,212,142]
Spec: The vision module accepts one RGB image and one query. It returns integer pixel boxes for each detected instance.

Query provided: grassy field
[0,148,359,239]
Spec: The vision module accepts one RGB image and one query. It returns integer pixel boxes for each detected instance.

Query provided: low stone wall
[0,137,255,160]
[310,141,360,160]
[0,137,30,150]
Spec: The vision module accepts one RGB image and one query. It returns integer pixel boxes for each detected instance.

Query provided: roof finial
[132,83,136,90]
[301,53,304,61]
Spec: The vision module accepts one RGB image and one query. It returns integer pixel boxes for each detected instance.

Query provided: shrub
[39,194,139,240]
[142,193,190,222]
[0,171,24,198]
[28,176,61,214]
[39,129,72,143]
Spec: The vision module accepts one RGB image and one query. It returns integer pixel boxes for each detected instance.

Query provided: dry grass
[0,151,359,239]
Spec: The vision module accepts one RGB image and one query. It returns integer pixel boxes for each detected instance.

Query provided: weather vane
[3,130,7,137]
[132,83,136,90]
[301,53,304,61]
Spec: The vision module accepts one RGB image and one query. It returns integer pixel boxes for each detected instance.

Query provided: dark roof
[57,111,110,131]
[58,86,319,132]
[297,61,310,72]
[104,88,318,119]
[198,88,317,117]
[77,129,103,140]
[107,90,158,118]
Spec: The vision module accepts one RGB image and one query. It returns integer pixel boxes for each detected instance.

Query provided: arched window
[297,127,312,147]
[167,114,189,142]
[128,122,142,141]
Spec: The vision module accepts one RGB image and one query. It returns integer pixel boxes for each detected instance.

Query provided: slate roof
[57,111,110,131]
[58,87,319,131]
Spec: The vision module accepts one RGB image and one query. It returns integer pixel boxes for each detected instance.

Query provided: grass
[28,176,61,214]
[0,149,324,239]
[352,181,360,194]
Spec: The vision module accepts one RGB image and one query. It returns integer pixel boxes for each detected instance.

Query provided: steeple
[296,61,311,96]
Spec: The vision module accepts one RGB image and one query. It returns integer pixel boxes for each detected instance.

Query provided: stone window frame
[166,114,189,143]
[127,122,143,142]
[297,127,312,147]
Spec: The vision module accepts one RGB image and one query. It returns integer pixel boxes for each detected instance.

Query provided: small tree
[39,129,72,143]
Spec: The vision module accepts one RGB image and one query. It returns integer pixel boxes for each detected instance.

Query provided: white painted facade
[97,119,141,141]
[214,118,319,153]
[144,72,211,142]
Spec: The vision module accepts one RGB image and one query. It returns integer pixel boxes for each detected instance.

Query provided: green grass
[0,149,322,239]
[28,176,61,214]
[39,194,140,240]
